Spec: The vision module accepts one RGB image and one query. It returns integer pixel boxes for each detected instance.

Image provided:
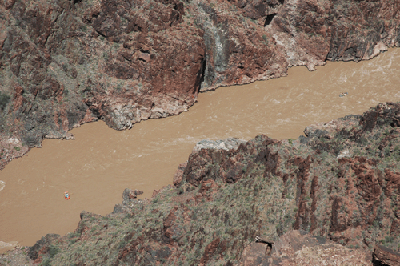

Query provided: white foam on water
[272,99,281,104]
[0,180,5,192]
[0,240,17,249]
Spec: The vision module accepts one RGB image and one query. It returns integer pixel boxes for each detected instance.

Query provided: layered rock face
[241,230,373,265]
[0,0,206,168]
[2,102,400,265]
[180,102,400,255]
[1,0,400,169]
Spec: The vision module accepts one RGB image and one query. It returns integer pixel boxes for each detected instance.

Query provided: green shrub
[0,91,10,110]
[49,244,60,258]
[41,258,51,266]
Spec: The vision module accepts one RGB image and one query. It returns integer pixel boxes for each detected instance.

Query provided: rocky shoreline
[1,102,400,265]
[1,0,400,170]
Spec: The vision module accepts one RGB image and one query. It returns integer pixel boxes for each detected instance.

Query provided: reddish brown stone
[373,244,400,266]
[199,237,220,265]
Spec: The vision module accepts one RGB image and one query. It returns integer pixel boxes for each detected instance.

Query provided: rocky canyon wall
[0,0,400,169]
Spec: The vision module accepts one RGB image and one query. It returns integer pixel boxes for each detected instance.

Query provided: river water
[1,49,400,251]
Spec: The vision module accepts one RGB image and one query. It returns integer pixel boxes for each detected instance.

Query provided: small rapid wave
[0,240,17,249]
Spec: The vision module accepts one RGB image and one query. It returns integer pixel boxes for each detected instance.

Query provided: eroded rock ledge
[1,0,400,169]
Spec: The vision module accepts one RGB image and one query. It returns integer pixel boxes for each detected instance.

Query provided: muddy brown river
[1,49,400,251]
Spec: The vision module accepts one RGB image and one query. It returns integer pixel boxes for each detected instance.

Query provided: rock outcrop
[178,102,400,255]
[193,138,247,152]
[1,0,400,169]
[241,230,372,265]
[373,244,400,266]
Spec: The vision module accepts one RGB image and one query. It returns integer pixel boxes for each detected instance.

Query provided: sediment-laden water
[1,49,400,250]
